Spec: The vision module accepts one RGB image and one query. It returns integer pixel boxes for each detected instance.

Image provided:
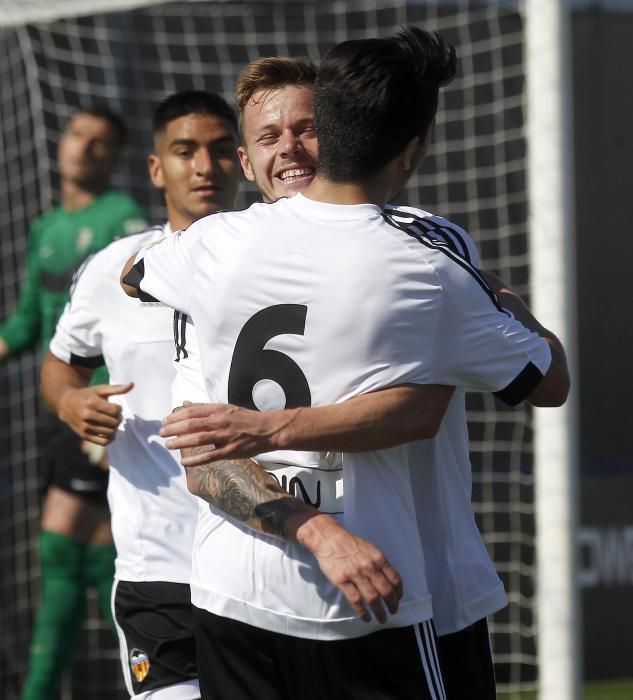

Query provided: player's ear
[238,146,256,183]
[402,136,422,173]
[148,153,164,188]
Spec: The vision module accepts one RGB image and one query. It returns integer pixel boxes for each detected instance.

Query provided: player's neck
[61,179,108,211]
[303,174,389,208]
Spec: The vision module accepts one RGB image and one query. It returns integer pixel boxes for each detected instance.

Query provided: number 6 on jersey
[227,304,312,410]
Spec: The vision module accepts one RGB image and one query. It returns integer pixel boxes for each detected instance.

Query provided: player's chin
[275,174,315,198]
[191,192,230,214]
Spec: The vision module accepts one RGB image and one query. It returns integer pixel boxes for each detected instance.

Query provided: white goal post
[526,1,581,699]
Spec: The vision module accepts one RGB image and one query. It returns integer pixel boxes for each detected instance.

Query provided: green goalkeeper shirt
[0,189,146,381]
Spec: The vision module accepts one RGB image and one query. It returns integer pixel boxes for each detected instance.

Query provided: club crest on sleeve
[129,648,150,682]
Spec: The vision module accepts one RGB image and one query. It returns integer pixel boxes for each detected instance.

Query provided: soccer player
[122,28,567,700]
[0,106,146,700]
[40,91,241,699]
[160,55,565,698]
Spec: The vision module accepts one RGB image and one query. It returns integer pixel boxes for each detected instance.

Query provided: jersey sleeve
[429,262,551,406]
[432,215,480,267]
[171,314,210,409]
[0,220,44,354]
[49,253,105,368]
[122,229,196,314]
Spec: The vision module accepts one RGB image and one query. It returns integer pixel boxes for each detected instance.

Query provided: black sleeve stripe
[416,218,472,265]
[70,353,105,369]
[434,228,460,257]
[174,311,189,362]
[494,361,544,406]
[434,223,471,264]
[384,207,473,265]
[180,313,189,360]
[122,259,159,303]
[173,310,180,362]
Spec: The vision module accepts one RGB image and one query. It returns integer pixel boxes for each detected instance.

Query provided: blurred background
[0,1,631,698]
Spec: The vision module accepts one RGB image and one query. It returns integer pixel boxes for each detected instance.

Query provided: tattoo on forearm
[185,452,310,540]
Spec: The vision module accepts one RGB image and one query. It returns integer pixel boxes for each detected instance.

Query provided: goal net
[0,1,537,697]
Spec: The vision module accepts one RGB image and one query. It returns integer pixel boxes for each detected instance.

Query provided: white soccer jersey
[385,204,507,633]
[128,193,551,640]
[50,224,197,584]
[171,312,209,409]
[171,204,507,635]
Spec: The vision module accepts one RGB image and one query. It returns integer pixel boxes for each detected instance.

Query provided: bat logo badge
[129,648,150,683]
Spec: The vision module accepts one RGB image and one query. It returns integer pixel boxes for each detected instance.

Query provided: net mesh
[0,2,534,697]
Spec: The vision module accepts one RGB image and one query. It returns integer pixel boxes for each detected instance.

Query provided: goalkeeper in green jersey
[0,106,146,700]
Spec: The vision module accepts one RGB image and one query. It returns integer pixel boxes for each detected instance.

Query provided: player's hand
[58,382,133,446]
[160,402,281,464]
[298,514,403,624]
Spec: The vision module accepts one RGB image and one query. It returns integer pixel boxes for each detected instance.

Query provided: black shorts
[436,618,495,700]
[38,412,109,505]
[193,607,446,700]
[113,580,199,697]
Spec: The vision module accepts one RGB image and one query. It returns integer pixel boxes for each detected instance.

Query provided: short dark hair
[235,57,317,139]
[153,90,238,139]
[76,105,127,147]
[314,26,456,182]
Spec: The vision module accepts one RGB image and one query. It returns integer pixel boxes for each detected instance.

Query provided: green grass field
[499,679,633,699]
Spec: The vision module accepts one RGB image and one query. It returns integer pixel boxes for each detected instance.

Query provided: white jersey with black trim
[50,223,197,584]
[385,203,479,266]
[172,203,506,635]
[129,193,551,640]
[385,204,507,633]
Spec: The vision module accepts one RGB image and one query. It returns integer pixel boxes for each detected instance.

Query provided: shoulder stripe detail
[383,213,506,315]
[422,220,471,264]
[384,206,471,263]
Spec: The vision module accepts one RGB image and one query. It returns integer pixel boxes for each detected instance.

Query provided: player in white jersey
[161,56,567,698]
[40,91,242,700]
[123,29,568,700]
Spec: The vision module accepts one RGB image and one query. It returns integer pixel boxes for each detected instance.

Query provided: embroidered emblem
[129,648,150,683]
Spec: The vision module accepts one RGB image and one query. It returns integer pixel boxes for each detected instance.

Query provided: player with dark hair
[0,106,146,700]
[40,90,241,699]
[160,50,564,699]
[122,27,567,700]
[315,31,454,181]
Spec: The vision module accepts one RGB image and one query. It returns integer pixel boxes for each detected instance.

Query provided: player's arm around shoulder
[161,384,455,466]
[480,270,570,407]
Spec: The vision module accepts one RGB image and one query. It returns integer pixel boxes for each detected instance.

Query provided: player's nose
[279,130,303,159]
[194,150,214,176]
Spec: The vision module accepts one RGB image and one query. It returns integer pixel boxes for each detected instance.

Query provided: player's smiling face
[238,85,318,203]
[149,113,240,231]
